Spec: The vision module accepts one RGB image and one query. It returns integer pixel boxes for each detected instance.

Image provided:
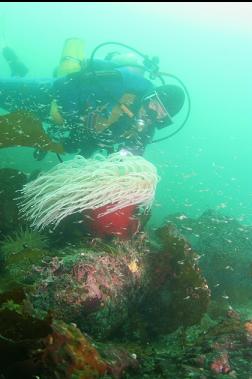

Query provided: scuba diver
[0,39,187,159]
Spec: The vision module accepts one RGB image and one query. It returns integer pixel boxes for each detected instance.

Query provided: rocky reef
[165,210,252,306]
[24,225,210,342]
[0,168,27,239]
[2,171,252,378]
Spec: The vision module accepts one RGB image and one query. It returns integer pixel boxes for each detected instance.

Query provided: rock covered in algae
[0,286,138,379]
[29,224,210,342]
[0,168,27,238]
[0,228,51,285]
[30,239,146,340]
[135,223,211,336]
[165,209,252,304]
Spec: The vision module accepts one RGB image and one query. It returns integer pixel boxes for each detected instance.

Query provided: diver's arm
[52,67,153,127]
[50,67,155,153]
[89,93,136,134]
[51,70,125,131]
[86,69,154,134]
[92,68,154,134]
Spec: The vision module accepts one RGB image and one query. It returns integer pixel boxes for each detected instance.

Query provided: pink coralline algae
[32,245,144,327]
[210,351,231,374]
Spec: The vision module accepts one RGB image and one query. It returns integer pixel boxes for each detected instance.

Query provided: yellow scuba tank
[50,38,85,125]
[55,37,85,77]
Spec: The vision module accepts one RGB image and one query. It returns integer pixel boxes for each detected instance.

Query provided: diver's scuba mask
[142,91,173,129]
